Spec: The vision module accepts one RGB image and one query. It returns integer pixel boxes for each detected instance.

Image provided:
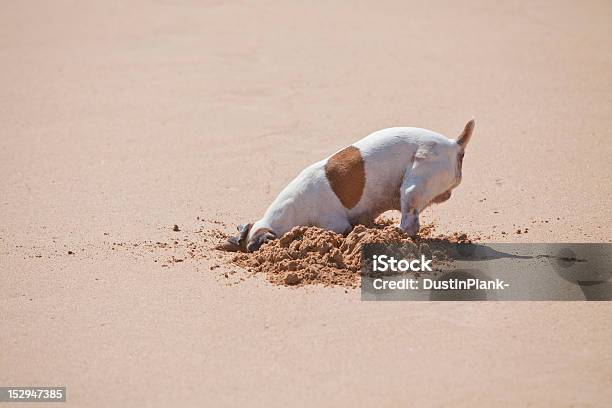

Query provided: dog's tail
[456,119,475,147]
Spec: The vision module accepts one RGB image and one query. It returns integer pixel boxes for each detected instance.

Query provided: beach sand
[1,1,611,406]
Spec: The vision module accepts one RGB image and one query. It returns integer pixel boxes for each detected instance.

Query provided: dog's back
[344,127,453,220]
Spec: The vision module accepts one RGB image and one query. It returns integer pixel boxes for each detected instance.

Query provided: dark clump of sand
[230,219,473,288]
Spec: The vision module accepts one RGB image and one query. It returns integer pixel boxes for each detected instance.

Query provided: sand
[1,0,612,406]
[228,220,471,288]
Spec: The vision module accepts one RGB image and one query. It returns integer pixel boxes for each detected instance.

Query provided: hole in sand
[224,217,476,288]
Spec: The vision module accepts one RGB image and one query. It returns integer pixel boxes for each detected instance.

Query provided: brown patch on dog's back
[325,146,365,209]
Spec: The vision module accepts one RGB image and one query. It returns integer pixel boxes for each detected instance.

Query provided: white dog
[226,120,475,252]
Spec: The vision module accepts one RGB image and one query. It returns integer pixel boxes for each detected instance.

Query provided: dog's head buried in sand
[223,120,475,252]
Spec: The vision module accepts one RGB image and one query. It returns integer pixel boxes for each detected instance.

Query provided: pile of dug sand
[230,219,472,288]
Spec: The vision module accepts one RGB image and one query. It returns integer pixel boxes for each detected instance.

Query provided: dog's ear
[217,236,241,252]
[246,228,276,252]
[218,223,253,252]
[237,223,252,243]
[262,230,277,241]
[456,119,475,148]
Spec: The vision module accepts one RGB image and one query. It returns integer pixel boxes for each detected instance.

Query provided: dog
[225,120,475,252]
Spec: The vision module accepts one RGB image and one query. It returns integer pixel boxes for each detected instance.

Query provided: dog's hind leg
[318,214,351,235]
[399,168,424,236]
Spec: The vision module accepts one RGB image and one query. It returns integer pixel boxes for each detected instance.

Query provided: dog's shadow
[421,241,532,262]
